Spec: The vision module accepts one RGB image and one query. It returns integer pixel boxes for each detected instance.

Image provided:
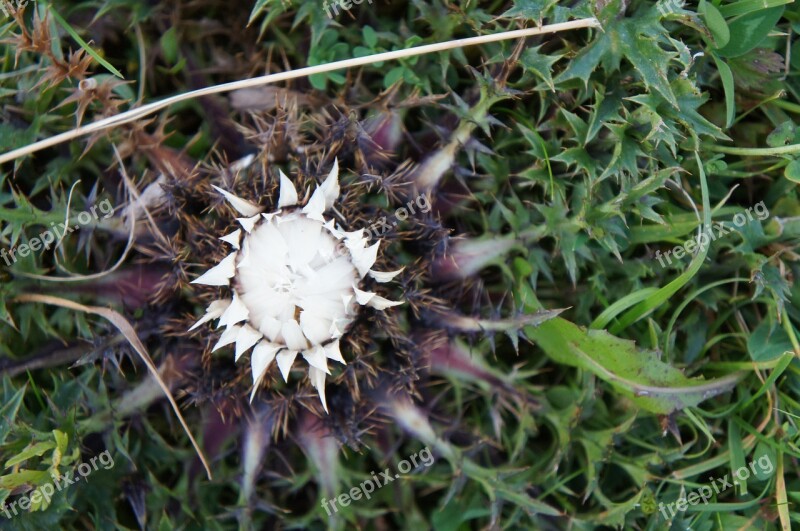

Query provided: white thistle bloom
[190,159,403,412]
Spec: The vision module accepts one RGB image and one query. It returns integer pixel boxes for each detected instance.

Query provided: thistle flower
[189,159,403,412]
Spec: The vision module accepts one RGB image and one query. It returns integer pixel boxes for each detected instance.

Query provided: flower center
[234,211,359,351]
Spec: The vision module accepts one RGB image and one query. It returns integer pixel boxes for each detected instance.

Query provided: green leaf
[717,6,785,58]
[362,25,378,48]
[52,430,68,469]
[554,32,610,86]
[248,0,286,25]
[617,22,678,108]
[751,442,776,481]
[610,152,712,331]
[160,27,179,64]
[0,297,16,329]
[0,470,50,490]
[5,441,57,468]
[524,317,745,414]
[0,384,26,445]
[590,288,659,330]
[747,319,794,361]
[710,51,736,128]
[740,353,793,410]
[767,120,796,147]
[699,0,730,49]
[718,0,792,18]
[729,421,747,494]
[383,66,405,88]
[353,46,373,58]
[432,497,491,531]
[501,0,558,20]
[784,159,800,183]
[519,45,561,91]
[309,73,327,91]
[46,4,125,79]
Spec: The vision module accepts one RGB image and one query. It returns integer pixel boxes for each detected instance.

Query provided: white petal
[189,299,231,331]
[237,215,261,233]
[276,350,298,382]
[262,212,277,222]
[341,293,355,316]
[316,234,340,263]
[344,229,366,247]
[229,154,255,173]
[302,160,339,220]
[218,293,249,328]
[300,310,332,345]
[219,229,242,250]
[276,217,323,269]
[354,286,375,305]
[302,187,326,221]
[323,219,345,239]
[237,237,252,269]
[191,252,237,286]
[319,158,340,210]
[235,324,263,362]
[212,324,241,352]
[278,170,298,208]
[251,342,280,380]
[302,345,330,374]
[249,342,281,402]
[324,340,345,364]
[298,257,358,298]
[368,268,404,283]
[281,319,309,351]
[242,219,288,267]
[292,245,324,275]
[351,241,380,278]
[211,185,263,217]
[255,314,282,342]
[354,286,403,310]
[308,366,329,413]
[330,319,345,339]
[367,294,404,310]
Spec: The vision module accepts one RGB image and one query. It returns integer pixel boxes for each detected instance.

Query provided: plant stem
[782,316,800,358]
[704,142,800,156]
[0,18,600,165]
[771,98,800,114]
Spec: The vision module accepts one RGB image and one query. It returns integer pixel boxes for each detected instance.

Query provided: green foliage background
[1,0,800,528]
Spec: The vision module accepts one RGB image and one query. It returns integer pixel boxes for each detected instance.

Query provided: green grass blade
[718,0,793,18]
[590,288,659,330]
[610,151,712,334]
[710,51,736,129]
[663,277,749,359]
[46,4,124,79]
